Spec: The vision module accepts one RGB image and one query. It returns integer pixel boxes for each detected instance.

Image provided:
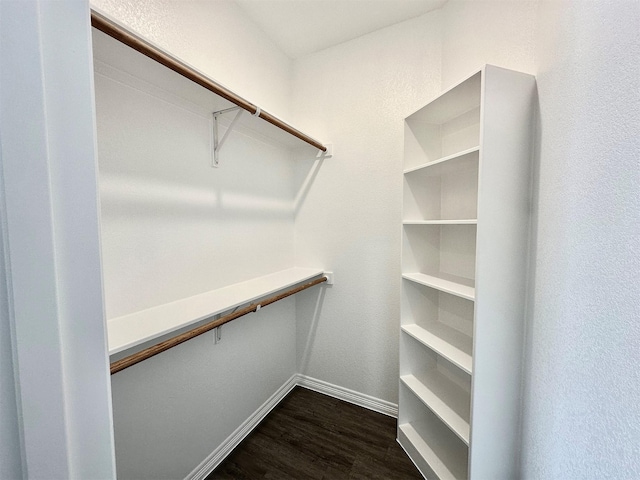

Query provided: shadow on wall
[294,148,326,215]
[297,285,328,375]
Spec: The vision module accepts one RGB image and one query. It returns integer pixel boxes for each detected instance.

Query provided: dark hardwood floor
[208,387,422,480]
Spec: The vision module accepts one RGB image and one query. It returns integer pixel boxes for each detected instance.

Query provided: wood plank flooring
[208,387,422,479]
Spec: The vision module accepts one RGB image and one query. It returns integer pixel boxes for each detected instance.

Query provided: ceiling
[234,0,447,59]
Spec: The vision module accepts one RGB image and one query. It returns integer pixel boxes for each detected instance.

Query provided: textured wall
[292,12,442,404]
[521,1,640,477]
[440,0,537,88]
[94,61,296,317]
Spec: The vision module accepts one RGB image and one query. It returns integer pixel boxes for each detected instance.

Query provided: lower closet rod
[110,275,327,375]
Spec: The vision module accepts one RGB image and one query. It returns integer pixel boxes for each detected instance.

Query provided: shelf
[402,224,477,287]
[402,273,475,302]
[407,71,482,126]
[403,73,481,171]
[401,374,470,444]
[398,422,468,480]
[403,219,477,225]
[403,149,479,221]
[403,146,480,175]
[402,324,472,375]
[92,22,324,152]
[107,267,324,355]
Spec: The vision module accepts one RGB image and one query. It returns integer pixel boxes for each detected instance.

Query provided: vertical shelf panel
[468,65,536,480]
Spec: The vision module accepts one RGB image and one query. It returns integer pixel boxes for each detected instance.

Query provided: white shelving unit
[399,65,535,479]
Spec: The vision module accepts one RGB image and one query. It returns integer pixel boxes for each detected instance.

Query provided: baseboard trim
[295,374,398,418]
[185,374,398,479]
[185,374,298,480]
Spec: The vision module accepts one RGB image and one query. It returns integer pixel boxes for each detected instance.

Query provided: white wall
[521,1,640,477]
[440,0,537,87]
[91,2,302,478]
[292,12,442,404]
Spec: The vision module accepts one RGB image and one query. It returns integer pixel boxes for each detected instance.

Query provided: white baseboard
[185,374,298,480]
[185,374,398,480]
[295,374,398,418]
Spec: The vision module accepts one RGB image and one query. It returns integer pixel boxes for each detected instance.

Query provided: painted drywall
[292,12,442,404]
[94,63,297,318]
[521,1,640,477]
[91,1,303,478]
[0,1,116,477]
[440,0,537,88]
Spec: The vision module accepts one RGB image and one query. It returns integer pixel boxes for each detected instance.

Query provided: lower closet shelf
[401,374,470,445]
[398,421,468,480]
[107,267,324,355]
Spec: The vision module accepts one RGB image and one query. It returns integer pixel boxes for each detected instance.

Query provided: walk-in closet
[1,1,637,480]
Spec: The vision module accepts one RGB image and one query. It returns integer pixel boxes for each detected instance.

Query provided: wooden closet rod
[90,10,327,153]
[110,275,327,375]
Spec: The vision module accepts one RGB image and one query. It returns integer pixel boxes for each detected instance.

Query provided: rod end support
[318,143,333,159]
[323,271,334,285]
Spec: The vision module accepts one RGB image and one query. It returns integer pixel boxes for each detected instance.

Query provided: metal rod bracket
[212,107,244,167]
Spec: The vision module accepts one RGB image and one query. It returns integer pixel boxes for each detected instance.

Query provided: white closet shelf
[401,374,470,445]
[402,324,473,375]
[91,10,326,153]
[402,272,475,301]
[107,267,324,355]
[403,146,480,175]
[398,423,467,480]
[403,219,477,225]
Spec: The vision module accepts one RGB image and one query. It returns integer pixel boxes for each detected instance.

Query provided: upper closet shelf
[91,9,327,154]
[108,267,325,356]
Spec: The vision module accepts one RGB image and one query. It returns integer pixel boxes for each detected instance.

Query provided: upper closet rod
[90,9,327,153]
